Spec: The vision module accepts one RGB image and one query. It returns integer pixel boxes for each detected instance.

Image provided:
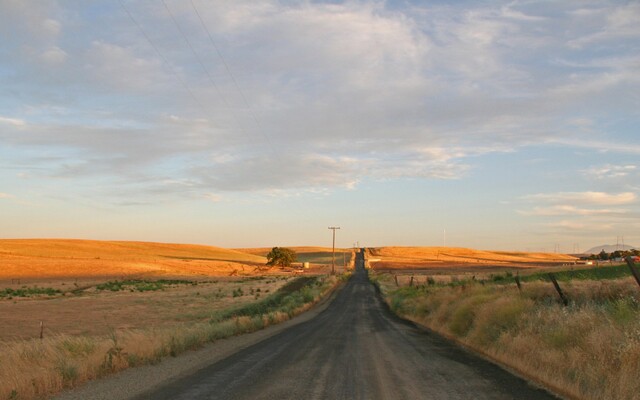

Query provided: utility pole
[328,226,341,274]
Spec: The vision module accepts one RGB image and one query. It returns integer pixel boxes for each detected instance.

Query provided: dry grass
[0,275,341,400]
[0,239,347,399]
[375,273,640,400]
[0,277,291,340]
[369,246,576,271]
[0,239,268,280]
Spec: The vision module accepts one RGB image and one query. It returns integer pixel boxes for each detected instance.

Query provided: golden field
[368,246,577,273]
[0,239,350,341]
[0,239,345,400]
[0,239,268,281]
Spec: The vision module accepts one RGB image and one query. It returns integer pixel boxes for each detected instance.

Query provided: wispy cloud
[520,205,629,217]
[583,164,637,179]
[204,193,222,202]
[0,116,26,127]
[524,191,636,206]
[546,220,614,232]
[0,0,638,202]
[0,193,14,199]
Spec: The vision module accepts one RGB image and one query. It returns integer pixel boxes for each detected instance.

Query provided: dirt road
[134,251,558,400]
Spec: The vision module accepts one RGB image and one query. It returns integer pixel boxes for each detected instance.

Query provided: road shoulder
[53,284,341,400]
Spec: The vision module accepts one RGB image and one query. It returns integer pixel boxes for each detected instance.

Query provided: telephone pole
[328,226,341,274]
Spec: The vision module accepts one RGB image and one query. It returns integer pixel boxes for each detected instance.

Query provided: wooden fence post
[394,275,399,287]
[40,321,44,340]
[625,256,640,288]
[514,274,522,293]
[409,276,414,287]
[548,273,568,306]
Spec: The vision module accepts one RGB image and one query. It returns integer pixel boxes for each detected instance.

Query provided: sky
[0,0,639,252]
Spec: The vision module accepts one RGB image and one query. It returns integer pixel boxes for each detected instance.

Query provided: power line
[328,226,341,275]
[189,0,275,153]
[162,0,228,108]
[118,0,210,118]
[162,0,258,146]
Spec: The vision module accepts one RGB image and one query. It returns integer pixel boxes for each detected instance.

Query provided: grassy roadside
[1,274,348,400]
[371,271,640,400]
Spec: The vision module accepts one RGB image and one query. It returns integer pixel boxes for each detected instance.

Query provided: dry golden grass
[0,278,290,341]
[0,239,268,280]
[376,274,640,400]
[0,274,341,400]
[0,240,348,398]
[369,246,577,272]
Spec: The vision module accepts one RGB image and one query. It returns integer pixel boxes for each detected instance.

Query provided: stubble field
[0,239,348,400]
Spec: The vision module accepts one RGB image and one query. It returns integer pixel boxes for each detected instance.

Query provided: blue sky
[1,0,639,252]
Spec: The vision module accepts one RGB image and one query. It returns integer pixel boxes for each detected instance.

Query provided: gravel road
[130,251,558,400]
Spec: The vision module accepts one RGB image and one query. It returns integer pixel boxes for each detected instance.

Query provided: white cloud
[0,193,14,199]
[41,18,61,37]
[521,205,628,217]
[546,220,613,232]
[1,0,639,199]
[567,3,640,48]
[85,41,167,91]
[583,164,636,180]
[549,139,640,155]
[524,191,636,206]
[0,116,26,127]
[204,193,222,202]
[40,46,67,64]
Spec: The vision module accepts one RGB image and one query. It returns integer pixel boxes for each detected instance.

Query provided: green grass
[95,279,196,292]
[210,276,321,323]
[522,264,633,282]
[0,287,61,298]
[470,264,636,286]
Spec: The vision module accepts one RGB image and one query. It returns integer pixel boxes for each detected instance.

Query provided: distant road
[135,251,557,400]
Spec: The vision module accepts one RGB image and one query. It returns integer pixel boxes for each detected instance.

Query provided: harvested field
[368,246,577,274]
[0,277,292,341]
[0,239,269,280]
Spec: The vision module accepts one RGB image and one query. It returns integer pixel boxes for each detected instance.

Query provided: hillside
[368,246,577,270]
[584,244,637,254]
[0,239,267,279]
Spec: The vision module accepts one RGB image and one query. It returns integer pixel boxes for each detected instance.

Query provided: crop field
[0,239,272,281]
[0,276,293,341]
[0,239,346,400]
[367,246,577,275]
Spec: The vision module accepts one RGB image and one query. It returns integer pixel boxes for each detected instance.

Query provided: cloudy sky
[1,0,639,252]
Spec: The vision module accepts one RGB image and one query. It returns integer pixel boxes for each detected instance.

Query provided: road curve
[134,251,558,400]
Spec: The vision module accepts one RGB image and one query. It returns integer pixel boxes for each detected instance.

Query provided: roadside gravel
[52,289,339,400]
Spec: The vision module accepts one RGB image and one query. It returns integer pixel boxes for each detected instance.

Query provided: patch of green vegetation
[489,271,513,282]
[210,276,321,323]
[0,286,61,298]
[521,264,632,283]
[95,279,195,292]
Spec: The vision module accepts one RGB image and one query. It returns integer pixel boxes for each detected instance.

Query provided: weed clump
[95,279,194,292]
[0,287,61,298]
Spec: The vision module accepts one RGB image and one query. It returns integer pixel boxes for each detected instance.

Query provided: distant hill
[584,244,637,254]
[0,238,267,278]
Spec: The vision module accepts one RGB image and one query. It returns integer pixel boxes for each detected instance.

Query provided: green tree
[599,249,609,260]
[266,247,297,268]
